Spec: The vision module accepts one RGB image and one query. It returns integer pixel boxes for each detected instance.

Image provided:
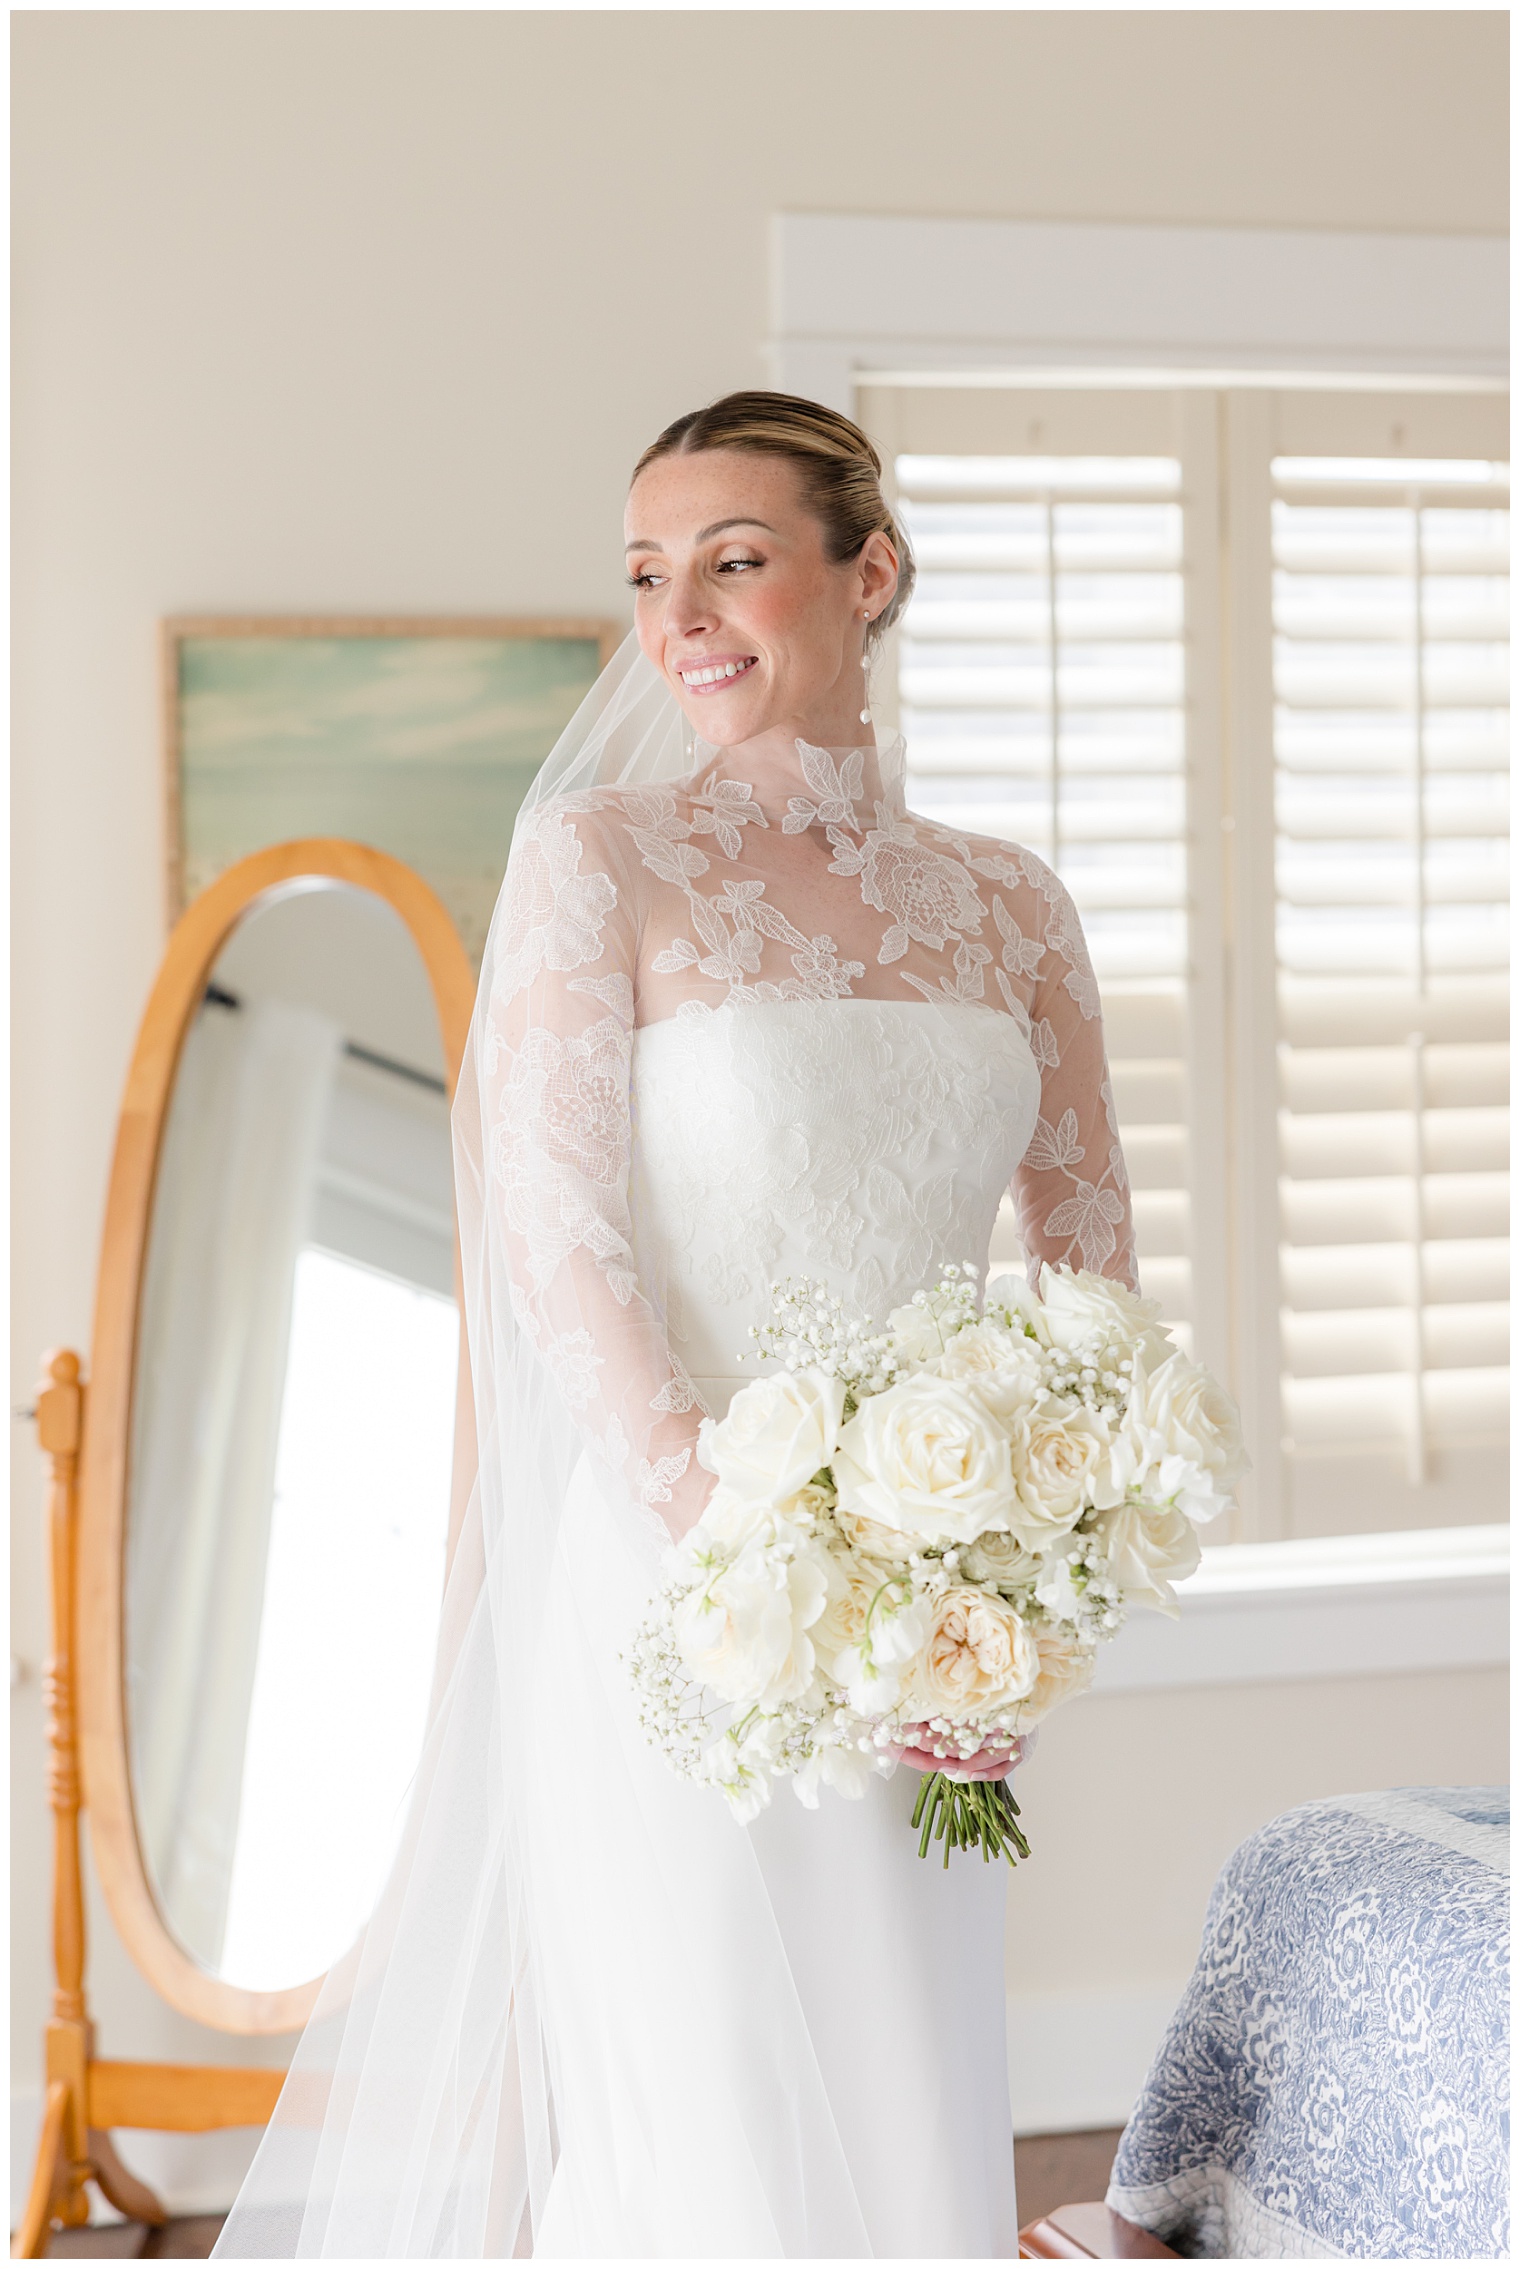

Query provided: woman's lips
[677,654,758,693]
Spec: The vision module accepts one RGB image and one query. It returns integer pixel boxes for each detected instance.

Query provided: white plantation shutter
[858,378,1508,1542]
[890,453,1195,1345]
[1270,455,1509,1527]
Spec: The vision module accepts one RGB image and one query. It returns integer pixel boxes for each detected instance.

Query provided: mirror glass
[124,881,459,1991]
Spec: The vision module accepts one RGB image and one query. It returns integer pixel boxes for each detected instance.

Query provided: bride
[215,391,1137,2260]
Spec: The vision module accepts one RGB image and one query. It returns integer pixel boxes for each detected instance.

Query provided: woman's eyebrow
[624,517,777,551]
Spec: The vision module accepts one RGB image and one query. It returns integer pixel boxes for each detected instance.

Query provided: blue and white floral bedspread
[1107,1787,1509,2260]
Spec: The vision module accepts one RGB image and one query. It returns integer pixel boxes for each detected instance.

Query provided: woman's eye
[717,555,763,573]
[625,569,665,589]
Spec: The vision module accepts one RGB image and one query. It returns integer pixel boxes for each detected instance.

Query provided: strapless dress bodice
[628,998,1040,1413]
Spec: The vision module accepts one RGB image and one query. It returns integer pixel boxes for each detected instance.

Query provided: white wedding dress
[215,696,1137,2260]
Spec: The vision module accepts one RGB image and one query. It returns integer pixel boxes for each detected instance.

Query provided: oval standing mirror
[78,843,476,2032]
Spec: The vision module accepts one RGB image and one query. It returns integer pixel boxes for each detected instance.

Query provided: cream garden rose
[905,1586,1039,1722]
[834,1375,1018,1546]
[702,1369,846,1503]
[1020,1623,1097,1725]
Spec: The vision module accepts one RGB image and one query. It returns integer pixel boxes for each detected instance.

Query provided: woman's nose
[661,565,719,637]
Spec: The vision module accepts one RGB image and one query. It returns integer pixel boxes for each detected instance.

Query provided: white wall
[13,8,1508,2211]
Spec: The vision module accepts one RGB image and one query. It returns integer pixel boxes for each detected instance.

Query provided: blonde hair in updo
[631,390,915,648]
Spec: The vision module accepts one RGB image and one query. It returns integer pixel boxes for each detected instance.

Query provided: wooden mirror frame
[78,840,476,2035]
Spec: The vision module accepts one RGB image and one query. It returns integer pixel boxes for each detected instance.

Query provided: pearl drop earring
[859,613,873,725]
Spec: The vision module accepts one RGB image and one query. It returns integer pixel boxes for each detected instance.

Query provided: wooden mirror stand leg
[14,1354,284,2259]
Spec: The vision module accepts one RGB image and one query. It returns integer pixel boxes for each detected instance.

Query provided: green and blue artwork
[173,624,612,961]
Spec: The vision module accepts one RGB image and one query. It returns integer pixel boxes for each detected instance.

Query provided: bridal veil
[214,636,897,2257]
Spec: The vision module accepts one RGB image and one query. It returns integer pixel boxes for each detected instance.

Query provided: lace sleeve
[482,796,711,1540]
[1010,856,1139,1294]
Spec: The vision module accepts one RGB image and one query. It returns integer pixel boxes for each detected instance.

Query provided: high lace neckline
[680,733,908,832]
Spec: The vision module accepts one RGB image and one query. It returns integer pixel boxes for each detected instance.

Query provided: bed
[1105,1786,1509,2260]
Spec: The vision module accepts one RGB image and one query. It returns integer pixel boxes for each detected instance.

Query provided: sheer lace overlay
[485,738,1137,1537]
[213,697,1122,2258]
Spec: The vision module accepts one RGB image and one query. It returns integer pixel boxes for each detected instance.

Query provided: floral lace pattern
[1108,1790,1510,2261]
[482,742,1138,1534]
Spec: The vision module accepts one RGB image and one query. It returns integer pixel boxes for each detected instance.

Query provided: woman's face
[624,448,900,754]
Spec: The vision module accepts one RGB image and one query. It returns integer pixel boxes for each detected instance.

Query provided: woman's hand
[889,1728,1030,1782]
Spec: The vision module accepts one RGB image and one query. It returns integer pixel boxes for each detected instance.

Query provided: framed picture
[164,615,622,961]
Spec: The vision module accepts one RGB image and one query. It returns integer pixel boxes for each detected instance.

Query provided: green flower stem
[909,1771,1032,1871]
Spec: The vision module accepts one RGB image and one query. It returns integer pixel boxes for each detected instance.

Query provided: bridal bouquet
[629,1263,1245,1868]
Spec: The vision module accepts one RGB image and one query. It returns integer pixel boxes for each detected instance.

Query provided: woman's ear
[858,528,901,620]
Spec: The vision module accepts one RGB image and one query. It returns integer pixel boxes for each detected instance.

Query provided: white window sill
[1092,1523,1509,1694]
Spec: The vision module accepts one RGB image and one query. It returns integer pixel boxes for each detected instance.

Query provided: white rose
[1036,1265,1168,1357]
[960,1528,1044,1591]
[704,1369,847,1503]
[672,1530,831,1708]
[904,1586,1039,1723]
[835,1375,1018,1547]
[1006,1396,1110,1549]
[812,1552,930,1714]
[1019,1623,1097,1726]
[934,1322,1043,1422]
[1119,1347,1247,1519]
[1095,1497,1201,1616]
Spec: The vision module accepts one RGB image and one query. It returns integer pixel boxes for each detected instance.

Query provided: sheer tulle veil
[214,636,903,2258]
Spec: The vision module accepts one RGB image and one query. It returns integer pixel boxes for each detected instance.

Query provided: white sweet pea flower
[1095,1497,1202,1616]
[813,1554,931,1715]
[792,1734,881,1810]
[674,1483,772,1565]
[704,1369,847,1502]
[835,1374,1019,1547]
[707,1719,783,1824]
[983,1270,1052,1343]
[673,1529,831,1708]
[1032,1547,1087,1625]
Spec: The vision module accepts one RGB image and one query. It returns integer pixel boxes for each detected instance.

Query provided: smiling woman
[216,391,1138,2261]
